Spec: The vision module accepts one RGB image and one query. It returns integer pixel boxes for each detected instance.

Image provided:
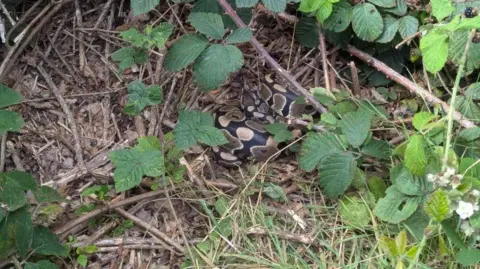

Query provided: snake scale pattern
[212,73,318,167]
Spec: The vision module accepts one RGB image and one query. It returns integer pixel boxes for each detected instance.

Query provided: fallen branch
[216,0,328,114]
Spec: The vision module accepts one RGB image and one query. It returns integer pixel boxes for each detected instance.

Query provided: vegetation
[0,0,479,268]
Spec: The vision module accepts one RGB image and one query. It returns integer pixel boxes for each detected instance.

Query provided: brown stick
[347,45,476,129]
[318,27,330,91]
[216,0,327,114]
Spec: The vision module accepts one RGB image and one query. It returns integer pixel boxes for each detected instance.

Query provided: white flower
[445,167,456,178]
[461,222,475,236]
[426,174,436,182]
[450,176,462,189]
[456,201,476,219]
[472,190,480,197]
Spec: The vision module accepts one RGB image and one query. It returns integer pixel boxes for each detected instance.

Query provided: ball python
[211,73,318,167]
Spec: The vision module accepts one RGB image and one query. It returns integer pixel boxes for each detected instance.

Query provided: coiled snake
[212,73,318,167]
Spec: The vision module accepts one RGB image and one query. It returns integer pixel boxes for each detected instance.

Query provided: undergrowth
[0,0,479,268]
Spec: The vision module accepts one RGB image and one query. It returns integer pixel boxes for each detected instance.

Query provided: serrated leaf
[124,81,163,116]
[263,183,287,202]
[25,260,59,269]
[110,146,164,192]
[376,16,398,43]
[453,96,480,121]
[404,135,427,176]
[188,12,225,40]
[412,111,439,131]
[323,1,352,32]
[441,219,466,249]
[34,186,68,203]
[263,0,287,12]
[299,133,343,172]
[192,0,223,13]
[339,195,370,227]
[236,0,258,8]
[225,27,253,44]
[368,176,387,201]
[352,3,383,42]
[395,230,407,255]
[362,139,392,159]
[458,127,480,141]
[318,152,356,198]
[31,226,68,257]
[430,0,455,21]
[379,236,398,257]
[120,28,144,47]
[368,0,395,8]
[316,1,333,23]
[0,110,24,136]
[295,17,319,48]
[137,136,162,151]
[164,34,209,72]
[424,189,450,222]
[173,110,228,150]
[339,109,373,148]
[77,255,88,267]
[0,171,37,211]
[111,47,148,72]
[465,82,480,100]
[147,23,173,48]
[0,84,22,109]
[448,30,480,76]
[456,249,480,265]
[193,44,244,91]
[384,0,407,16]
[404,208,429,241]
[373,187,422,224]
[131,0,160,15]
[299,0,325,12]
[398,16,418,39]
[265,123,292,142]
[9,206,33,258]
[391,164,424,196]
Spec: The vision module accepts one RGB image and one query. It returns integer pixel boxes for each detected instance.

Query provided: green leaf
[164,34,209,72]
[384,0,407,16]
[361,139,391,160]
[420,31,448,74]
[395,230,408,255]
[404,135,427,176]
[339,195,370,227]
[225,27,253,44]
[0,171,37,211]
[295,17,319,48]
[404,208,430,241]
[124,81,163,116]
[368,0,395,8]
[324,0,353,32]
[136,136,162,151]
[299,0,325,12]
[265,123,292,142]
[441,219,466,249]
[339,109,373,148]
[316,1,333,23]
[188,12,225,40]
[34,186,68,203]
[448,29,480,76]
[391,164,424,196]
[376,16,398,43]
[456,249,480,266]
[110,147,164,192]
[214,196,229,215]
[0,110,24,136]
[192,0,222,14]
[430,0,455,21]
[263,183,287,202]
[397,16,418,39]
[77,255,88,267]
[148,23,173,48]
[173,110,228,150]
[424,189,450,222]
[193,44,244,91]
[368,176,387,201]
[0,84,22,108]
[31,226,68,257]
[374,187,422,224]
[412,111,439,131]
[9,206,33,258]
[379,236,398,257]
[111,47,148,72]
[236,0,258,8]
[131,0,160,16]
[262,0,287,12]
[318,152,356,198]
[120,28,144,47]
[299,132,343,172]
[25,260,59,269]
[465,82,480,100]
[352,3,383,42]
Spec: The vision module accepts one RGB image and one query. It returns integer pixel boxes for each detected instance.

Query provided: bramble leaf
[299,132,343,172]
[368,0,395,8]
[30,226,68,257]
[430,0,455,21]
[318,152,356,197]
[265,123,293,143]
[376,16,398,43]
[420,30,448,74]
[0,110,24,136]
[316,1,333,23]
[339,109,373,148]
[0,171,37,211]
[188,12,225,40]
[374,187,422,224]
[225,27,253,44]
[25,260,59,269]
[173,110,228,150]
[352,3,383,42]
[397,16,418,39]
[295,17,319,48]
[123,81,163,116]
[263,0,287,12]
[324,1,352,32]
[456,249,480,266]
[34,186,68,204]
[339,195,370,227]
[424,189,450,222]
[412,111,440,131]
[0,84,22,108]
[131,0,160,16]
[164,34,209,72]
[404,135,427,176]
[361,139,392,160]
[299,0,325,12]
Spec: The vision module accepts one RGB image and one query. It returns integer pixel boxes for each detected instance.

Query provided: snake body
[212,73,317,167]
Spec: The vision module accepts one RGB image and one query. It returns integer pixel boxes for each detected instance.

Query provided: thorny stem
[443,30,475,171]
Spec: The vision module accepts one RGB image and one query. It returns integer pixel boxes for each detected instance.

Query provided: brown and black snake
[211,73,318,167]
